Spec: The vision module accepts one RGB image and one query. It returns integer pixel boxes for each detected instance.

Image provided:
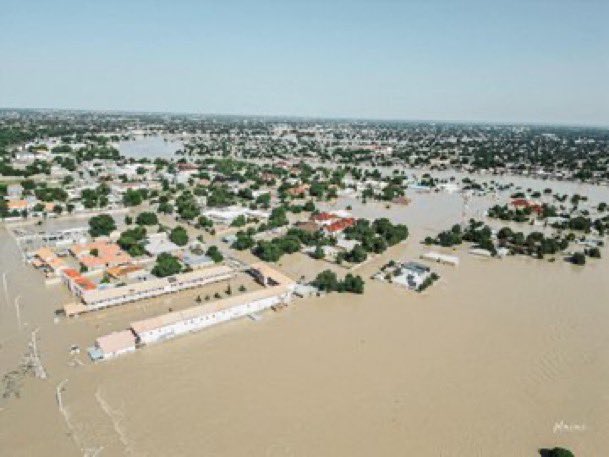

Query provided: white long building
[130,263,296,346]
[202,206,270,224]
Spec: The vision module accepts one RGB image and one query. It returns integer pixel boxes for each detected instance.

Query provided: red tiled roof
[324,218,356,233]
[511,199,543,213]
[312,212,336,222]
[62,268,80,278]
[75,277,96,291]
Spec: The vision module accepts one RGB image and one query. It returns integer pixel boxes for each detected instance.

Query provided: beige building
[67,265,235,315]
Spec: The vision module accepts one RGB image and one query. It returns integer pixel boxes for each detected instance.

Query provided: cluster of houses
[294,211,362,261]
[291,211,356,236]
[26,230,229,317]
[309,211,356,234]
[510,198,544,215]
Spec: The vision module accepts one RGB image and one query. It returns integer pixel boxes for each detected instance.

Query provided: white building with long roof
[130,263,296,346]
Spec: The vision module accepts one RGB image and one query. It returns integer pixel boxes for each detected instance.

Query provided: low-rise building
[76,265,235,311]
[510,198,543,215]
[420,251,459,266]
[181,252,215,270]
[61,268,97,295]
[202,206,270,224]
[6,184,23,198]
[70,240,132,271]
[88,330,137,361]
[130,263,296,346]
[394,262,431,289]
[144,232,181,256]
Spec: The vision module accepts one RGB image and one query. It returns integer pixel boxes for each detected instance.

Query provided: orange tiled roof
[7,199,28,210]
[106,264,142,278]
[324,218,356,233]
[74,276,96,291]
[312,212,336,222]
[62,268,80,278]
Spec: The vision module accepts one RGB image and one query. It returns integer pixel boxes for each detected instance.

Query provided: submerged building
[90,263,297,359]
[88,330,137,361]
[130,263,296,345]
[65,265,235,316]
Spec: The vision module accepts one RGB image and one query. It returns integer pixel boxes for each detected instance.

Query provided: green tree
[151,253,182,277]
[268,207,289,228]
[312,245,325,259]
[123,189,144,206]
[570,252,586,265]
[197,215,213,228]
[341,273,365,294]
[206,245,224,263]
[303,200,316,212]
[311,270,340,292]
[88,214,116,237]
[253,240,283,262]
[231,233,255,250]
[158,202,174,214]
[346,244,367,263]
[541,448,575,457]
[136,211,158,226]
[256,193,271,207]
[117,226,147,256]
[170,226,189,246]
[231,214,247,227]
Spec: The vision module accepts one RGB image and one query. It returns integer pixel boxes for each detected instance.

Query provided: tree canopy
[152,253,182,277]
[169,226,189,246]
[88,214,116,237]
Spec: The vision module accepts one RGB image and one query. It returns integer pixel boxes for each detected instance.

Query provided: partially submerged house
[88,330,137,361]
[394,261,432,290]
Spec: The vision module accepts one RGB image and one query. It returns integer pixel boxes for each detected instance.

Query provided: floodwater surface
[0,182,608,456]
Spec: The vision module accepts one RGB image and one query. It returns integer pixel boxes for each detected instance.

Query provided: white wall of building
[137,292,290,345]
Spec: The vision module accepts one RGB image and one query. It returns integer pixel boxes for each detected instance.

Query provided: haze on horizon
[1,0,607,127]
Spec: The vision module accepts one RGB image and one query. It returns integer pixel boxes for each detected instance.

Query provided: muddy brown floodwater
[0,185,608,456]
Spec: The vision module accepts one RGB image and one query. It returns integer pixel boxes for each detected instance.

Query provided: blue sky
[0,0,607,125]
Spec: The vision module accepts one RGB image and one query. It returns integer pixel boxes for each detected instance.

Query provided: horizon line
[1,105,608,130]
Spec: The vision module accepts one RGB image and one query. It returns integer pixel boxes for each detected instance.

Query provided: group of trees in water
[229,216,409,265]
[311,269,365,294]
[425,219,602,264]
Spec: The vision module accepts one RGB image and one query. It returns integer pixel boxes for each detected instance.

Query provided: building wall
[102,346,136,359]
[137,291,290,345]
[84,272,234,310]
